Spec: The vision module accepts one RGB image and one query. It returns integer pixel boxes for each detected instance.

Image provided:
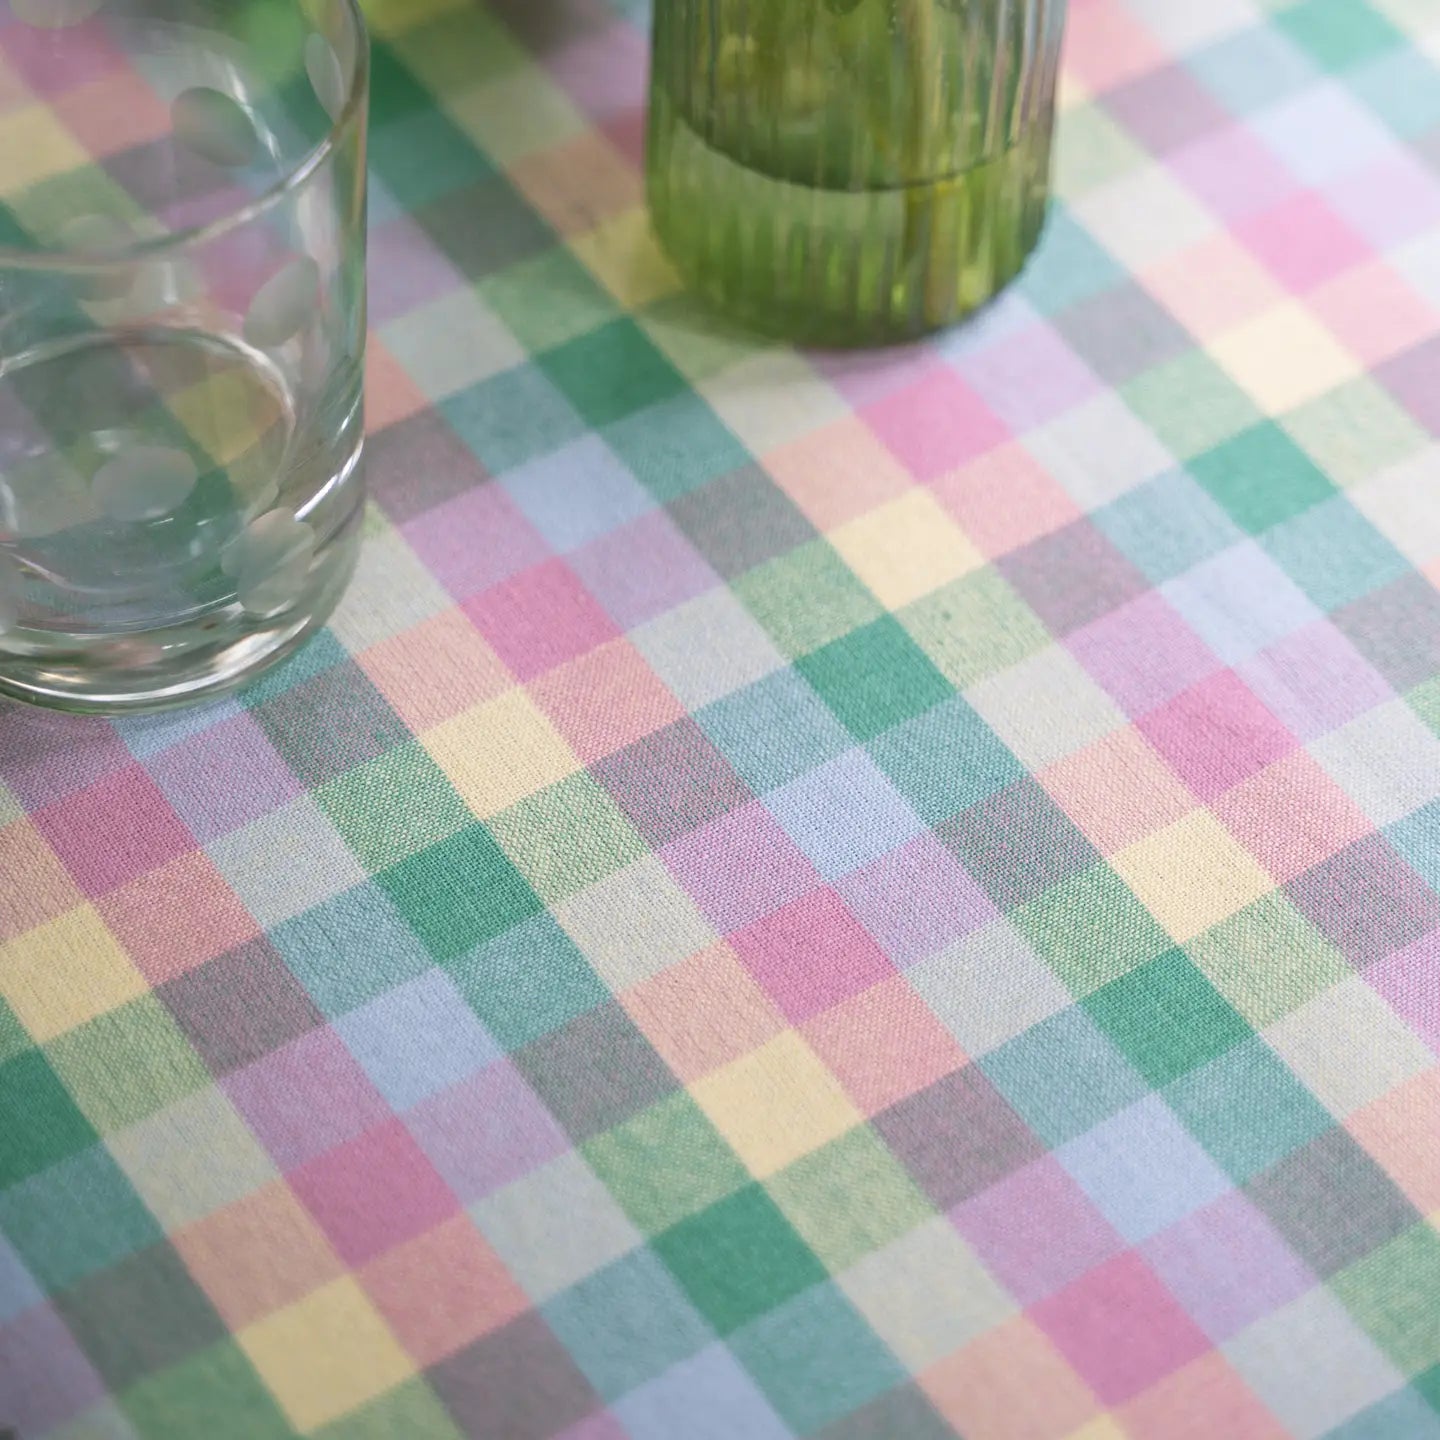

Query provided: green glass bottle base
[647,83,1054,347]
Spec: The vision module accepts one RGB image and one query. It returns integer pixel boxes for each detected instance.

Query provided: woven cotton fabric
[4,0,1440,1435]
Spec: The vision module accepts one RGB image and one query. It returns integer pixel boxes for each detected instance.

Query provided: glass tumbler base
[0,325,365,713]
[0,509,361,714]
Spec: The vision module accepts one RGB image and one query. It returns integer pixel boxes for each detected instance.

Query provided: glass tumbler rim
[0,0,369,273]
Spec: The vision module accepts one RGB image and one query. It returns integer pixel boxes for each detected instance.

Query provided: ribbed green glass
[647,0,1067,345]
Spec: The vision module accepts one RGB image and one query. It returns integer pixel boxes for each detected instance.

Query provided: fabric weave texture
[3,0,1440,1436]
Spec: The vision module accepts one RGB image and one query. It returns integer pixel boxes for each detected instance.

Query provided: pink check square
[1032,1251,1210,1405]
[290,1118,459,1267]
[863,371,1008,482]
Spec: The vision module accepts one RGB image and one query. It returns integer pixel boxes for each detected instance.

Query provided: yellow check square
[1211,303,1357,416]
[690,1030,863,1179]
[239,1277,412,1433]
[831,490,983,610]
[1112,810,1274,943]
[1,906,146,1042]
[446,73,586,166]
[423,688,580,818]
[0,107,89,198]
[570,207,683,311]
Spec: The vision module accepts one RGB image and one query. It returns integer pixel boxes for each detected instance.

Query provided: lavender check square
[1140,1190,1315,1342]
[502,434,654,552]
[1057,1094,1231,1243]
[835,833,997,967]
[765,748,927,883]
[1287,833,1440,968]
[335,969,501,1110]
[594,719,754,849]
[405,1060,569,1201]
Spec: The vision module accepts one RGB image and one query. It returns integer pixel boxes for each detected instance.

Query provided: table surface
[5,0,1440,1436]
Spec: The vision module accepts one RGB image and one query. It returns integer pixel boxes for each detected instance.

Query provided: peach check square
[1347,1068,1440,1215]
[801,976,967,1115]
[621,942,787,1082]
[933,443,1083,560]
[1040,728,1197,856]
[174,1180,344,1330]
[921,1315,1099,1440]
[763,416,913,531]
[530,637,686,763]
[1211,752,1374,884]
[360,607,512,734]
[0,819,85,944]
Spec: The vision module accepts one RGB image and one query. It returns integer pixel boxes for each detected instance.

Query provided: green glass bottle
[647,0,1067,345]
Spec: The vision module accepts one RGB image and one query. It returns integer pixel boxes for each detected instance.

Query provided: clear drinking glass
[648,0,1066,344]
[0,0,367,711]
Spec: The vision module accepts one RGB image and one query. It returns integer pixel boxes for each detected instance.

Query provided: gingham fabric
[4,0,1440,1435]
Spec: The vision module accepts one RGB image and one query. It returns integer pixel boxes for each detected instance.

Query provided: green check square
[1261,495,1409,613]
[1187,892,1348,1027]
[479,249,620,353]
[1282,378,1427,488]
[604,393,751,503]
[1191,422,1336,535]
[1121,353,1261,460]
[0,995,30,1065]
[767,1126,933,1271]
[44,995,210,1133]
[1417,1364,1440,1415]
[900,570,1049,690]
[313,1379,463,1440]
[538,318,688,428]
[368,108,495,210]
[317,741,471,873]
[489,772,647,905]
[0,1144,161,1292]
[734,540,883,658]
[439,364,587,476]
[637,294,772,382]
[729,1283,906,1435]
[583,1092,749,1234]
[1052,103,1149,197]
[1410,677,1440,740]
[448,912,607,1050]
[1334,1223,1440,1376]
[390,7,527,89]
[982,1006,1148,1148]
[1164,1036,1331,1181]
[121,1341,293,1440]
[1019,209,1128,317]
[0,1050,97,1188]
[367,42,436,127]
[378,824,542,962]
[797,617,953,742]
[5,164,140,252]
[1014,864,1171,997]
[1083,949,1251,1087]
[1278,0,1404,70]
[868,694,1024,824]
[653,1183,827,1334]
[233,1,308,84]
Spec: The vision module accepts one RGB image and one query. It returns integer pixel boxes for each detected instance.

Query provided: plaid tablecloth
[5,0,1440,1435]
